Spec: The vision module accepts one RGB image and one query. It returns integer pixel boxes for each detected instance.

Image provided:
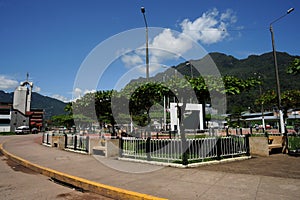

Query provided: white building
[0,103,12,132]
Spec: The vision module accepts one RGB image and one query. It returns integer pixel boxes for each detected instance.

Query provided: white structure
[0,104,12,132]
[13,80,33,115]
[169,103,204,133]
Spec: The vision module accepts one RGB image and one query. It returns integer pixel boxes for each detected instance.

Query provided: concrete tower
[13,73,33,114]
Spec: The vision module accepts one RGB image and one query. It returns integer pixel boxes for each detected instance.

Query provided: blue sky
[0,0,299,102]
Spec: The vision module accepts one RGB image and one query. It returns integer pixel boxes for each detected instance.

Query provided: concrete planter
[249,136,269,157]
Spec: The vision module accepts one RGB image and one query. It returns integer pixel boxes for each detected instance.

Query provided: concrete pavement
[1,134,300,200]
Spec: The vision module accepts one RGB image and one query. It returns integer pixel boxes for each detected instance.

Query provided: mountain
[0,91,67,119]
[31,92,67,119]
[208,52,300,91]
[176,51,300,112]
[0,90,13,103]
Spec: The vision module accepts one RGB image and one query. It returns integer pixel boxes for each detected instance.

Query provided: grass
[288,136,300,150]
[0,132,15,136]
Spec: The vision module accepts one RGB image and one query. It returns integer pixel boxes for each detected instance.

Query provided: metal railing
[120,135,249,164]
[42,132,52,145]
[65,134,89,152]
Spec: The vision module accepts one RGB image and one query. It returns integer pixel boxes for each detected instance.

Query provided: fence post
[86,135,89,153]
[181,137,188,166]
[119,137,123,157]
[74,135,77,151]
[217,137,222,160]
[283,133,288,154]
[46,133,49,144]
[226,128,229,136]
[240,128,243,135]
[245,134,250,156]
[64,134,67,148]
[146,137,151,161]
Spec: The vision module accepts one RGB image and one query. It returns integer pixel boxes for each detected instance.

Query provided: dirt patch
[5,157,38,175]
[56,192,114,200]
[198,154,300,179]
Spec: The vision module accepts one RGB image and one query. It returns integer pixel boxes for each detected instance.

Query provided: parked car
[31,127,38,134]
[15,126,30,134]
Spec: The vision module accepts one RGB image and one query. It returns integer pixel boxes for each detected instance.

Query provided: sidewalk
[1,134,300,200]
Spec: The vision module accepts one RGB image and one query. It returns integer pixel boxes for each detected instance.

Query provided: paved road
[1,134,300,200]
[0,136,112,200]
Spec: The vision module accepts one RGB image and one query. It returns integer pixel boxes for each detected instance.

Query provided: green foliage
[50,114,74,128]
[210,52,300,112]
[287,58,300,75]
[288,136,300,150]
[50,52,300,127]
[0,132,15,136]
[255,90,300,110]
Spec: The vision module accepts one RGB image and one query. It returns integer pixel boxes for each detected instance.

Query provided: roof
[244,116,278,121]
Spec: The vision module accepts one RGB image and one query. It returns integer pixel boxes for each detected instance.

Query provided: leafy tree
[255,90,300,110]
[95,90,116,135]
[50,114,74,128]
[287,58,300,75]
[129,82,171,127]
[64,102,73,115]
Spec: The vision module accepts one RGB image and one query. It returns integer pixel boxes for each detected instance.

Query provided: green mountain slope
[0,91,67,119]
[179,51,300,112]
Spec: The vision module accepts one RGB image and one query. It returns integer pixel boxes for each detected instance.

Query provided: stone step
[92,146,106,156]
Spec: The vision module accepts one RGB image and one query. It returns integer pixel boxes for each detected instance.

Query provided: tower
[13,73,33,114]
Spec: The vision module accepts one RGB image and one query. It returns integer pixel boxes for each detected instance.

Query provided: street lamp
[270,7,294,134]
[185,61,193,78]
[141,7,149,80]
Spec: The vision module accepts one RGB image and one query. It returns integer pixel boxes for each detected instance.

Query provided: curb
[0,143,167,200]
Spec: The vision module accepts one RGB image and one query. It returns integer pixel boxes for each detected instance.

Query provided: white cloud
[72,87,96,100]
[120,8,237,68]
[180,8,234,44]
[0,75,19,90]
[33,85,41,93]
[150,28,193,63]
[121,54,143,67]
[52,94,69,103]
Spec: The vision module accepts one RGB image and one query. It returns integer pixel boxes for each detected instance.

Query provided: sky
[0,0,299,102]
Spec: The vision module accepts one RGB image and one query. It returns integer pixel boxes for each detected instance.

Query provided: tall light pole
[185,61,193,78]
[141,7,149,80]
[270,7,294,134]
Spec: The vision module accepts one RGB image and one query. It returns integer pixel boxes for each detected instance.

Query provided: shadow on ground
[198,154,300,179]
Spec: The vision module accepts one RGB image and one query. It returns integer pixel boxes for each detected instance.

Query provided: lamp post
[141,7,149,80]
[185,61,193,78]
[270,7,294,134]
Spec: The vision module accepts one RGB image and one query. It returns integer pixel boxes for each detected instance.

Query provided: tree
[287,58,300,75]
[129,82,171,128]
[50,114,74,128]
[255,90,300,110]
[94,90,116,135]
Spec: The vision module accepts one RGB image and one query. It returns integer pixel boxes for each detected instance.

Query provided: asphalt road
[0,136,113,200]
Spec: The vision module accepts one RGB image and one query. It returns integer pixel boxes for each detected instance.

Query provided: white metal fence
[120,135,249,164]
[42,132,52,145]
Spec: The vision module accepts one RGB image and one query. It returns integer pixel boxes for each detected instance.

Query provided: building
[0,103,12,132]
[10,75,44,132]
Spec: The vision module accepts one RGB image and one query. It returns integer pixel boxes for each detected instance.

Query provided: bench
[92,139,119,157]
[268,136,285,153]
